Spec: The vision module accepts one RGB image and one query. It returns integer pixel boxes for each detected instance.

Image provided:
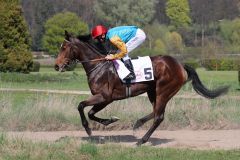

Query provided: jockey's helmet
[91,25,108,39]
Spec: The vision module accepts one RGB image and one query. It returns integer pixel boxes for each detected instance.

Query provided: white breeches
[122,29,146,61]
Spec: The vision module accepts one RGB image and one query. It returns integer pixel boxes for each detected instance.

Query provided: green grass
[0,69,89,90]
[0,91,239,131]
[0,92,87,131]
[196,68,239,89]
[0,67,239,92]
[0,67,239,131]
[181,68,239,93]
[0,136,239,160]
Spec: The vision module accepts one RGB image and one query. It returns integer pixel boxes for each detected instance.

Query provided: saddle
[113,56,154,84]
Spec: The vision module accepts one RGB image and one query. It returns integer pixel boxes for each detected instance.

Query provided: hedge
[30,61,41,72]
[184,59,200,69]
[202,58,240,71]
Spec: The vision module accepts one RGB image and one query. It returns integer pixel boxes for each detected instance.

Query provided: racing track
[6,130,240,150]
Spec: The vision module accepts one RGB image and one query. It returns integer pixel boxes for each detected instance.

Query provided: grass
[0,67,239,131]
[181,68,239,93]
[196,68,239,90]
[0,92,88,131]
[0,67,239,92]
[0,67,239,158]
[0,69,89,90]
[0,91,239,131]
[0,136,239,160]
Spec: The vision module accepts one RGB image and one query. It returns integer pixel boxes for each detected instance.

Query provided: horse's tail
[184,64,229,99]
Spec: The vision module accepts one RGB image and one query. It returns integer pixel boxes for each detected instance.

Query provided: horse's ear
[65,30,71,41]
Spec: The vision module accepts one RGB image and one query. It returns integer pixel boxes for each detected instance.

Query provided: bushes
[1,48,33,73]
[202,58,240,71]
[184,59,200,69]
[30,61,40,72]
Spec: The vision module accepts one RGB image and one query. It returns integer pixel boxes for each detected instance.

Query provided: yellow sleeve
[109,36,127,59]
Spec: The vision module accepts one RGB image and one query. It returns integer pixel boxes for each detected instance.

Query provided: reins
[63,38,112,76]
[75,57,106,63]
[64,39,107,63]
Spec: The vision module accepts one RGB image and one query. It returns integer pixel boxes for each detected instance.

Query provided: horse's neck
[84,61,111,79]
[77,42,106,76]
[81,61,102,76]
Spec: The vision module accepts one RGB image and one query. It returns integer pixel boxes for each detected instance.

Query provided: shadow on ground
[81,135,174,146]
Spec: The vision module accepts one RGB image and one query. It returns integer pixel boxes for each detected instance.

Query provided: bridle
[58,39,109,73]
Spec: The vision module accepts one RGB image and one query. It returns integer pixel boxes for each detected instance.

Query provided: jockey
[91,25,146,81]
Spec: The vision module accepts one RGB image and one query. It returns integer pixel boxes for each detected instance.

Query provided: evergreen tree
[42,12,89,55]
[0,0,32,73]
[166,0,191,28]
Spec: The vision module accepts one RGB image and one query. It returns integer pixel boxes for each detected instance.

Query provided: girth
[125,80,132,97]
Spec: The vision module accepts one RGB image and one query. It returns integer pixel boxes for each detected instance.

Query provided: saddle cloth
[113,56,154,83]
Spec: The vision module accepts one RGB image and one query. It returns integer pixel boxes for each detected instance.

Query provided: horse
[55,31,229,145]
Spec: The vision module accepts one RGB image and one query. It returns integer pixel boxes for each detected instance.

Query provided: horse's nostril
[54,64,59,71]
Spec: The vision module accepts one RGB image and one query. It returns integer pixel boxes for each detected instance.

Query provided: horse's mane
[77,34,117,55]
[77,34,92,42]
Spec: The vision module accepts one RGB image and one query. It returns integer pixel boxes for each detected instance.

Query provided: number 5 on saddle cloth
[113,56,154,84]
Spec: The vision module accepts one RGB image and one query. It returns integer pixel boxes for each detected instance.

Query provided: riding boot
[123,59,136,81]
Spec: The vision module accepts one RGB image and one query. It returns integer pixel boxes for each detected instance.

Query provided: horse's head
[55,30,110,72]
[55,31,79,72]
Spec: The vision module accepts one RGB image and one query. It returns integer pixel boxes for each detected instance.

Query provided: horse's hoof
[85,128,92,136]
[111,116,120,122]
[133,121,142,130]
[136,140,143,146]
[136,138,147,146]
[101,116,120,126]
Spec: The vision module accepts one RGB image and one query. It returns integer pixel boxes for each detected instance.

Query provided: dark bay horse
[55,31,229,145]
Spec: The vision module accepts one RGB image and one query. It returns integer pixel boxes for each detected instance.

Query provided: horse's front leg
[78,94,106,136]
[88,103,120,126]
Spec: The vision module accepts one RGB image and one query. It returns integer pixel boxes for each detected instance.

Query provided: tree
[154,0,170,24]
[189,0,239,25]
[21,0,95,51]
[144,22,170,48]
[30,0,55,51]
[188,0,239,51]
[42,12,89,55]
[166,0,191,28]
[219,18,240,53]
[154,39,167,55]
[166,32,184,54]
[0,0,32,73]
[94,0,156,27]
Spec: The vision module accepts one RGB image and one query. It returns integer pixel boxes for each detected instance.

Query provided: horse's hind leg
[137,80,183,145]
[133,112,154,130]
[88,103,120,126]
[133,90,156,130]
[136,102,166,146]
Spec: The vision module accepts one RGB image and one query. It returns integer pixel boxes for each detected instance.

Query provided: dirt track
[6,130,240,150]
